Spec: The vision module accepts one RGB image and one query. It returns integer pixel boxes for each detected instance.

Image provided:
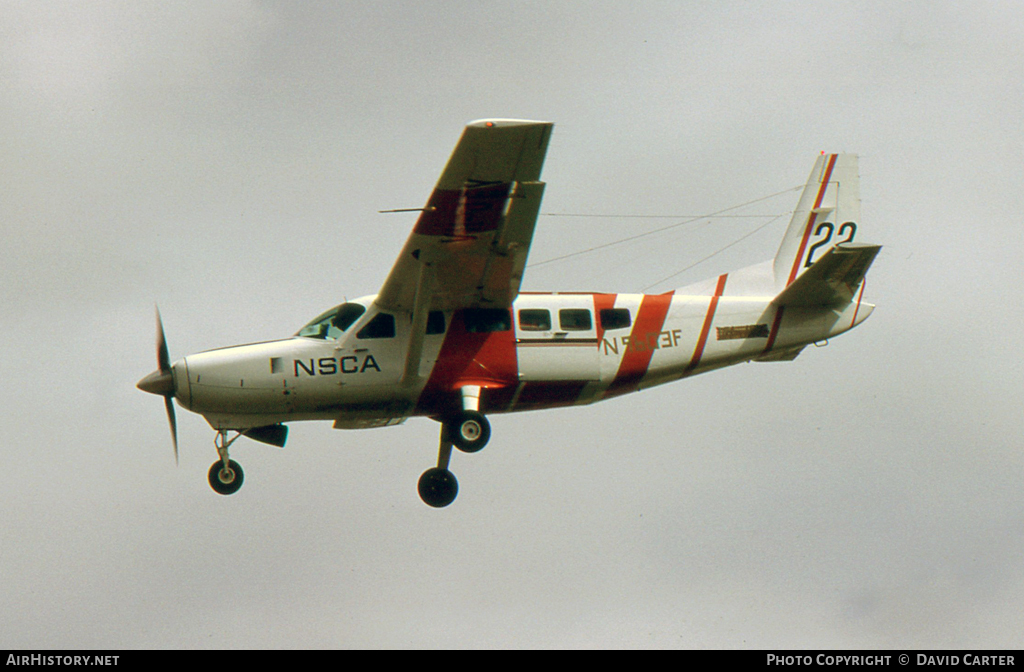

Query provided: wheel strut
[418,426,457,508]
[448,386,490,453]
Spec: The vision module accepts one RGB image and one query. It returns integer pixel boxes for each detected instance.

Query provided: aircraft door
[514,295,600,381]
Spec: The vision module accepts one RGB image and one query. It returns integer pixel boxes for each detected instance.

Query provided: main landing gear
[208,430,245,495]
[446,409,490,453]
[418,410,491,508]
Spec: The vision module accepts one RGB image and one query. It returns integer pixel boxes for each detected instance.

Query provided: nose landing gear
[208,430,245,496]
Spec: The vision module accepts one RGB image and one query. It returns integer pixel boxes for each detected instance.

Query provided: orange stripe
[786,154,838,287]
[762,306,785,355]
[684,274,728,374]
[604,292,674,398]
[850,278,866,329]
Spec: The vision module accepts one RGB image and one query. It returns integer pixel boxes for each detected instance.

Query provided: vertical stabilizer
[774,154,860,291]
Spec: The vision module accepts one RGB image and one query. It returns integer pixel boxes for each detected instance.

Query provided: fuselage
[173,273,874,431]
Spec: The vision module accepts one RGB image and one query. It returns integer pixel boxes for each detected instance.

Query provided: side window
[357,313,396,339]
[463,308,511,333]
[518,309,551,331]
[559,309,592,331]
[426,311,446,335]
[333,303,367,332]
[599,308,631,331]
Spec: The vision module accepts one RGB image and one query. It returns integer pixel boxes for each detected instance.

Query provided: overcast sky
[2,1,1023,649]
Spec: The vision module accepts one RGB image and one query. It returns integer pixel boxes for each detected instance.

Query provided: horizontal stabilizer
[772,243,881,307]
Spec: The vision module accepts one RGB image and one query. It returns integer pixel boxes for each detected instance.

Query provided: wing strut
[400,257,434,387]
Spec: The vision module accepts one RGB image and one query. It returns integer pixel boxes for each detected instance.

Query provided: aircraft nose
[137,368,175,396]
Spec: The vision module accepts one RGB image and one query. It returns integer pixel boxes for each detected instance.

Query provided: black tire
[208,459,244,495]
[418,467,458,508]
[447,410,490,453]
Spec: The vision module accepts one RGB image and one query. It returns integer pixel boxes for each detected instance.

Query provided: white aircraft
[138,119,880,507]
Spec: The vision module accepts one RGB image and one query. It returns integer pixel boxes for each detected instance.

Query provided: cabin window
[463,308,511,333]
[518,309,551,331]
[426,311,446,335]
[599,308,632,331]
[559,309,592,331]
[357,312,396,339]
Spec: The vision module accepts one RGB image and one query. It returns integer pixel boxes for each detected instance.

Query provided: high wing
[375,119,553,313]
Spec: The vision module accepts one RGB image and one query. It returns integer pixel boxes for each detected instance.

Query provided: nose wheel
[208,430,245,496]
[209,459,244,495]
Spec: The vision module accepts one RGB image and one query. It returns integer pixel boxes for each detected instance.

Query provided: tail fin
[774,153,861,292]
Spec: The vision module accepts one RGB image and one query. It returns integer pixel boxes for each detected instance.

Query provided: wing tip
[466,118,553,129]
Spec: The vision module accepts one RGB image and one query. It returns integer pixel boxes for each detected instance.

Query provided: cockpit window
[296,302,367,339]
[333,303,367,331]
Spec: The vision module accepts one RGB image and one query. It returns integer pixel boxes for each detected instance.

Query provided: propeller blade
[164,395,178,465]
[156,307,170,374]
[140,305,178,464]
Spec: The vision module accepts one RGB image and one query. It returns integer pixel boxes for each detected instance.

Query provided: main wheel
[208,459,244,495]
[418,467,458,508]
[447,410,491,453]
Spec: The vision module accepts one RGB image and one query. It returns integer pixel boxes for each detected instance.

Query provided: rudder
[774,153,861,292]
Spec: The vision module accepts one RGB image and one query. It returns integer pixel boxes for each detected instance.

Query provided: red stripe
[415,309,518,415]
[604,292,674,398]
[683,274,728,375]
[786,154,838,287]
[762,306,785,354]
[413,183,512,236]
[850,278,866,329]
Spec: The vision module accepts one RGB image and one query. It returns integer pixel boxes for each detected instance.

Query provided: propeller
[136,307,179,464]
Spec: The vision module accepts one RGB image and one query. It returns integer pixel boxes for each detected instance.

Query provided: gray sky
[2,1,1022,649]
